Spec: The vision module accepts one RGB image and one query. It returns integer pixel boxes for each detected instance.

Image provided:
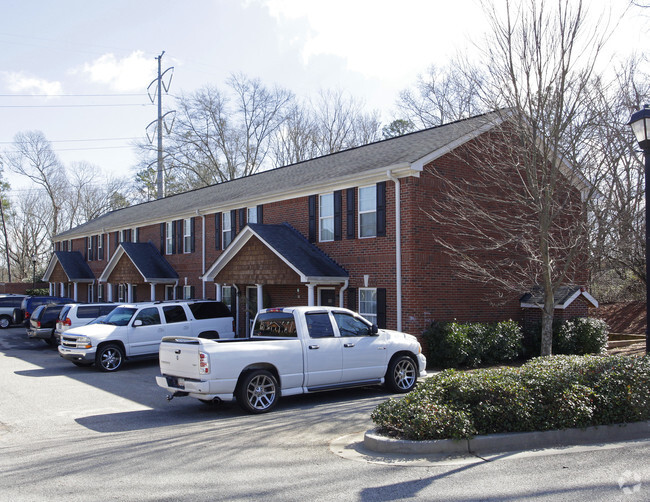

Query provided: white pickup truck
[156,306,427,413]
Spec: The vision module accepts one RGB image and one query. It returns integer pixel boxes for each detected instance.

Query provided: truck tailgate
[159,336,206,379]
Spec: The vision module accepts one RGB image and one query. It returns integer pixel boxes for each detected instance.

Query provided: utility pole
[147,52,174,200]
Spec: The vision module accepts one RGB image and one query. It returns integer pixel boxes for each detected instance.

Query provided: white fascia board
[42,254,59,282]
[98,246,125,283]
[412,117,505,172]
[580,290,599,308]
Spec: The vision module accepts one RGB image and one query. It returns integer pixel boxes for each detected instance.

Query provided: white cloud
[78,51,157,92]
[4,72,63,95]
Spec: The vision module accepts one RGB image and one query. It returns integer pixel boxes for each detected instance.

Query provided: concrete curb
[364,421,650,455]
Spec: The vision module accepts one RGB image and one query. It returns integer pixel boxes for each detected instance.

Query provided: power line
[0,93,148,97]
[0,103,152,108]
[0,137,140,145]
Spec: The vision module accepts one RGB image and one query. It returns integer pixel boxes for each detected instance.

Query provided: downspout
[339,279,349,308]
[198,210,206,299]
[386,170,402,331]
[232,283,240,336]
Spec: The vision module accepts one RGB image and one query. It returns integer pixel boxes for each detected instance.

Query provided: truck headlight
[76,336,92,349]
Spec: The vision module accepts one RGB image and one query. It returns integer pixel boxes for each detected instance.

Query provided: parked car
[13,296,76,327]
[59,300,235,371]
[156,306,427,413]
[54,303,120,342]
[27,303,69,346]
[0,294,28,329]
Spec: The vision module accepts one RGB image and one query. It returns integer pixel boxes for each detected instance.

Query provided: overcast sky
[0,0,645,198]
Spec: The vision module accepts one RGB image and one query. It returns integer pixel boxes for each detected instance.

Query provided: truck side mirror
[133,320,143,327]
[371,324,378,335]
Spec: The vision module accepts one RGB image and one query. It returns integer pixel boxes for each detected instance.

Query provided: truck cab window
[333,313,372,337]
[305,312,335,338]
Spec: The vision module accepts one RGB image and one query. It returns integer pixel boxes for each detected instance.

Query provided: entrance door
[319,288,336,307]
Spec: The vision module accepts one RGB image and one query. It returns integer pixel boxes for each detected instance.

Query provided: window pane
[320,218,334,241]
[247,207,257,224]
[359,186,376,212]
[360,212,377,237]
[359,288,377,324]
[319,194,333,217]
[135,307,161,326]
[305,312,335,338]
[163,305,187,323]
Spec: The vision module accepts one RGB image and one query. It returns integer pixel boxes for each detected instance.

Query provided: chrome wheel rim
[246,374,276,410]
[394,359,416,390]
[100,348,121,370]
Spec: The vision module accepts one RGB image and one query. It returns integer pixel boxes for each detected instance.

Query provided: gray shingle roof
[119,242,178,281]
[56,111,504,240]
[248,223,347,279]
[52,251,95,281]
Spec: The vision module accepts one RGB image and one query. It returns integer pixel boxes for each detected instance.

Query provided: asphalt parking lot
[1,327,649,502]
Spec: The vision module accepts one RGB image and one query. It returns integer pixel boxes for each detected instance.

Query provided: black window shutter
[377,288,387,328]
[125,229,131,243]
[230,209,237,241]
[239,208,246,231]
[135,228,140,243]
[160,223,165,253]
[308,195,316,243]
[346,188,356,239]
[91,235,97,261]
[257,204,263,224]
[190,286,195,299]
[84,237,88,260]
[377,181,386,237]
[171,221,177,254]
[347,287,357,312]
[99,234,104,260]
[215,213,222,250]
[190,217,196,253]
[114,231,119,248]
[334,190,342,241]
[177,220,183,253]
[175,285,182,299]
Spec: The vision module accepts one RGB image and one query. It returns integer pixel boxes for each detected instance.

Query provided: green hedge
[523,318,609,357]
[371,354,650,441]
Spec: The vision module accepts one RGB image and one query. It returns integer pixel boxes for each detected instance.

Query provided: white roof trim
[521,289,598,310]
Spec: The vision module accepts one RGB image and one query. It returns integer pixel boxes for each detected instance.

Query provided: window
[87,283,94,303]
[333,312,372,337]
[183,285,193,299]
[223,212,233,248]
[163,305,187,324]
[359,288,377,325]
[253,312,297,338]
[117,284,127,303]
[319,193,334,242]
[87,238,93,261]
[305,312,335,338]
[131,228,138,243]
[77,306,101,319]
[189,301,232,320]
[97,284,104,302]
[165,222,174,254]
[358,186,377,238]
[134,307,161,326]
[97,235,103,260]
[165,285,175,301]
[183,218,192,253]
[247,207,257,224]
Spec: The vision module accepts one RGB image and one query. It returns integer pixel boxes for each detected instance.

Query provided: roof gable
[43,251,95,282]
[99,242,178,283]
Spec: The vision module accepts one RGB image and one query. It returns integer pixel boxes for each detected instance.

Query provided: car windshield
[102,307,136,326]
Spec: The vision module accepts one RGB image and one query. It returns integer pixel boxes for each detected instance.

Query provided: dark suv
[0,294,28,328]
[13,296,76,327]
[27,303,70,346]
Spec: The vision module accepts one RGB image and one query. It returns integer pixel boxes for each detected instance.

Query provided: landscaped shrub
[371,354,650,441]
[523,317,608,357]
[422,320,523,369]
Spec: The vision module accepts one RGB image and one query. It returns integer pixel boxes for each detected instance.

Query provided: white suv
[58,300,235,371]
[55,303,120,342]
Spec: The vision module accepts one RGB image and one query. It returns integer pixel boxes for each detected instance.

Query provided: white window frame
[359,288,378,325]
[247,207,257,225]
[183,285,192,300]
[222,212,233,249]
[165,222,174,255]
[183,218,192,254]
[118,229,126,243]
[87,238,93,260]
[319,193,334,242]
[131,228,138,242]
[97,284,104,302]
[221,285,233,313]
[97,234,103,259]
[87,283,94,303]
[358,185,377,239]
[117,284,127,303]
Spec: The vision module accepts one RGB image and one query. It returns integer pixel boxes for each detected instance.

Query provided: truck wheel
[237,370,279,414]
[95,344,124,372]
[0,315,11,329]
[386,355,417,393]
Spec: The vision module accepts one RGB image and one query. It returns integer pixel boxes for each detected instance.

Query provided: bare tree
[397,63,488,128]
[270,104,319,167]
[425,0,611,356]
[3,131,67,238]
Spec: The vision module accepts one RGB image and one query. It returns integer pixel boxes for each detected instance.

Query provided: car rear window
[58,306,72,320]
[77,306,100,318]
[253,312,297,338]
[0,297,24,307]
[188,301,232,320]
[163,305,187,324]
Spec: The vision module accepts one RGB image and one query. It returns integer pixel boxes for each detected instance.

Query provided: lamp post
[629,104,650,354]
[31,254,36,291]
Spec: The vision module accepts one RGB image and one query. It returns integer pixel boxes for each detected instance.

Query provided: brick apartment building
[45,111,595,337]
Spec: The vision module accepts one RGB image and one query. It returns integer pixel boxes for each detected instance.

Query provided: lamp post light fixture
[31,254,36,291]
[629,104,650,354]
